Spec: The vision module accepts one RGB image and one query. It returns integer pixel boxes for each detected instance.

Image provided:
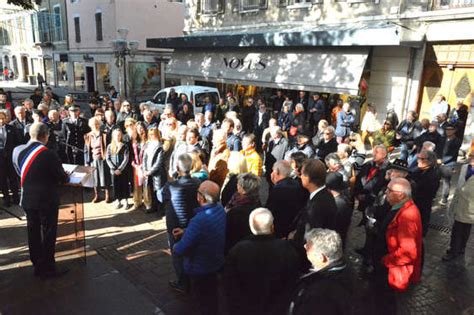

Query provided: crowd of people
[1,86,473,314]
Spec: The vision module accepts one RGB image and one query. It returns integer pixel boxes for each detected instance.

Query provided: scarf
[225,192,259,212]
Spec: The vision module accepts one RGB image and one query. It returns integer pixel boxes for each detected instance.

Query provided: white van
[147,85,220,114]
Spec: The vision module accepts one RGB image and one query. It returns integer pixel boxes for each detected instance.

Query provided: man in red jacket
[383,177,422,291]
[373,177,423,314]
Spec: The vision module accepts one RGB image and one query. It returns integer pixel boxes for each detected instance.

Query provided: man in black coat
[61,105,90,165]
[264,127,289,186]
[0,110,20,206]
[292,159,338,247]
[315,125,338,161]
[307,93,325,130]
[288,228,355,315]
[225,208,300,315]
[353,145,389,220]
[162,153,200,293]
[413,121,443,157]
[409,150,441,236]
[253,101,270,151]
[267,160,308,238]
[9,105,29,144]
[12,123,69,277]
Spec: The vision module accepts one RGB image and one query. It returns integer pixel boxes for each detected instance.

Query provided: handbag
[387,264,414,291]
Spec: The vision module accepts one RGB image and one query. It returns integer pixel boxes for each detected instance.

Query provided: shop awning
[165,48,369,95]
[147,22,424,49]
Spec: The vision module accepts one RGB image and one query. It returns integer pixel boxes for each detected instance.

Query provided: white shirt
[309,185,326,201]
[258,111,264,125]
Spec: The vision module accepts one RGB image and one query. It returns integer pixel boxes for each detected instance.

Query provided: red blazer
[382,199,423,291]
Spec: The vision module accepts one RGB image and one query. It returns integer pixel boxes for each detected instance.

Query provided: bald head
[198,180,220,205]
[249,208,274,236]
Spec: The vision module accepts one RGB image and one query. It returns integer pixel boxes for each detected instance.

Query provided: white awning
[166,48,369,95]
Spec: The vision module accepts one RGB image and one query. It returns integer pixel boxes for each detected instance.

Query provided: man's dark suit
[61,117,89,165]
[316,138,338,161]
[267,177,308,238]
[0,124,19,205]
[9,118,28,144]
[294,188,338,246]
[353,160,389,212]
[13,141,69,275]
[253,111,270,151]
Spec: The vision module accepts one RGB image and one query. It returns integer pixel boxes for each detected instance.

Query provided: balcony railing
[433,0,474,9]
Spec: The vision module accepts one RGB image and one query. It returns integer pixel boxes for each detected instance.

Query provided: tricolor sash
[19,143,47,187]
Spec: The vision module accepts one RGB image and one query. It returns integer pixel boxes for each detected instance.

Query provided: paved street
[1,181,474,314]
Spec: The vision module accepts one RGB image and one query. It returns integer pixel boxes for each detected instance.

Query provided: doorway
[21,56,29,82]
[86,66,95,92]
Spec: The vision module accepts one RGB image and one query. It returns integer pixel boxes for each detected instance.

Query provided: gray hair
[14,105,25,114]
[374,144,388,154]
[23,98,34,106]
[390,177,412,198]
[237,173,261,199]
[295,103,304,111]
[422,141,436,152]
[29,122,49,140]
[249,208,274,236]
[420,149,437,167]
[325,152,342,168]
[305,228,343,263]
[337,143,352,157]
[325,126,335,135]
[177,153,193,175]
[273,160,292,178]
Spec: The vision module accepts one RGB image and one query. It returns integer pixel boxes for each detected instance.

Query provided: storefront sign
[222,57,266,71]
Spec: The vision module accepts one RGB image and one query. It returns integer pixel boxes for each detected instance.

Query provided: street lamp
[111,28,139,97]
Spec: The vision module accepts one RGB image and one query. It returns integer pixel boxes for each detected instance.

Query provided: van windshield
[195,92,219,107]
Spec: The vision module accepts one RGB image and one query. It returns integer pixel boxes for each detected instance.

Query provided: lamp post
[111,28,139,98]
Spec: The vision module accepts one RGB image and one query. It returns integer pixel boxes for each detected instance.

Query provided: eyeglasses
[386,187,403,194]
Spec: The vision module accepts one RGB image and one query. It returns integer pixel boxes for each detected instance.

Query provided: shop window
[200,0,225,14]
[278,0,289,6]
[56,61,68,87]
[96,63,110,93]
[239,0,267,12]
[73,62,85,90]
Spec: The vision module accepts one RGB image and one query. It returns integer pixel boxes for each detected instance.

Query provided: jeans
[440,165,455,202]
[399,142,410,161]
[168,232,188,289]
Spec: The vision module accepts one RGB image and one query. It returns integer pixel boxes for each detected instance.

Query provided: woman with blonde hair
[106,128,130,209]
[84,116,110,203]
[142,127,167,213]
[189,150,209,181]
[221,151,248,207]
[208,128,230,187]
[131,121,149,210]
[360,103,380,149]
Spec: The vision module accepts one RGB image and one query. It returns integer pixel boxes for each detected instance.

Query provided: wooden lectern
[55,164,94,262]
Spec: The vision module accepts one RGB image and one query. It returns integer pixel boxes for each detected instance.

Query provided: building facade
[148,0,474,149]
[0,3,43,83]
[66,0,185,99]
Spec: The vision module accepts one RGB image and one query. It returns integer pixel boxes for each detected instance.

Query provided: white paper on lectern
[63,164,78,174]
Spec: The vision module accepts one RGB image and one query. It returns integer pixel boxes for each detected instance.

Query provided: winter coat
[451,176,474,224]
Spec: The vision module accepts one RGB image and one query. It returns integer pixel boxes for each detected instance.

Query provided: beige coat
[451,176,474,224]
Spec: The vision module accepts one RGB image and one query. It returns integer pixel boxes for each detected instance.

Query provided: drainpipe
[401,47,416,119]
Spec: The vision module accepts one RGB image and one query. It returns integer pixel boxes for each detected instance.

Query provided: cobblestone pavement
[1,177,474,315]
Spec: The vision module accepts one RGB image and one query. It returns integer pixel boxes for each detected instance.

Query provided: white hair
[249,208,274,235]
[305,228,343,263]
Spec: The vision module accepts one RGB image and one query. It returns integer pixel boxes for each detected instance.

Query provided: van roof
[161,85,219,93]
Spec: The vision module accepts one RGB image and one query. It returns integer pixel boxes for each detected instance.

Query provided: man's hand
[172,228,184,240]
[114,170,122,176]
[287,230,296,240]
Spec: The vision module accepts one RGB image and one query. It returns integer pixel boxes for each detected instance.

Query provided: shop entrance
[86,66,95,92]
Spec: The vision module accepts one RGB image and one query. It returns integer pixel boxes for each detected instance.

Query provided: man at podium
[12,122,70,278]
